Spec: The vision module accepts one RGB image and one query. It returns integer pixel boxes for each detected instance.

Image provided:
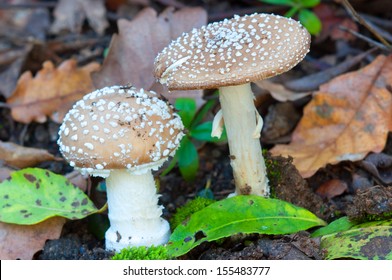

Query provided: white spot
[84,143,94,150]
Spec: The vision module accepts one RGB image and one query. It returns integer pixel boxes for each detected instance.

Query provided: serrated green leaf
[190,121,227,143]
[175,98,197,128]
[0,168,99,225]
[299,9,322,35]
[177,136,199,181]
[167,195,326,257]
[311,216,357,237]
[321,219,392,260]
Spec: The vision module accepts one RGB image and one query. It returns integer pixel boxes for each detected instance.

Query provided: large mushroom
[57,85,184,252]
[154,13,310,196]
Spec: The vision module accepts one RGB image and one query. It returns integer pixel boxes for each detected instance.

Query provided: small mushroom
[154,13,310,196]
[57,85,184,251]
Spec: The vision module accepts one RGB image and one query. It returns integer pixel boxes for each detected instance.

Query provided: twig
[360,13,392,29]
[339,26,391,52]
[284,48,378,92]
[338,0,391,48]
[363,20,392,43]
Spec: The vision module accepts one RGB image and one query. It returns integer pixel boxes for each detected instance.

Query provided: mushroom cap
[154,13,311,90]
[58,85,184,176]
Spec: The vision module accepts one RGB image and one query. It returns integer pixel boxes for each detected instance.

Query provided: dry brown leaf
[0,0,50,40]
[92,7,207,104]
[271,55,392,177]
[255,80,311,102]
[0,141,59,168]
[65,170,89,193]
[6,59,100,124]
[316,179,348,199]
[50,0,108,35]
[0,217,66,260]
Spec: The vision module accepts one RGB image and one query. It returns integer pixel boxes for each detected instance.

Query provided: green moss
[353,211,392,223]
[112,245,169,260]
[263,149,281,198]
[170,197,215,230]
[263,149,281,181]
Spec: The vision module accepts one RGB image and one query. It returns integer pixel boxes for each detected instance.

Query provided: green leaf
[320,219,392,260]
[175,98,197,128]
[190,121,227,143]
[298,9,322,35]
[299,0,320,8]
[0,168,99,225]
[160,153,179,177]
[259,0,294,6]
[177,136,199,181]
[284,6,300,18]
[311,216,357,237]
[190,98,217,129]
[167,195,326,257]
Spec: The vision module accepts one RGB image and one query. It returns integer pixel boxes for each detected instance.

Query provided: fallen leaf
[6,59,100,124]
[359,153,392,184]
[92,7,207,104]
[284,49,376,92]
[255,80,311,102]
[0,141,59,168]
[50,0,108,35]
[316,179,348,199]
[0,217,66,260]
[0,53,28,99]
[271,55,392,177]
[65,170,89,193]
[0,0,50,40]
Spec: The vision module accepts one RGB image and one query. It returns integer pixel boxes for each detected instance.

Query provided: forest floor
[0,0,391,260]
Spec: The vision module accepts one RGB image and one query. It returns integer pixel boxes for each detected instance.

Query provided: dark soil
[1,0,392,260]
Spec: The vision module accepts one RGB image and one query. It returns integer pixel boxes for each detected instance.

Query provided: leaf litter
[0,0,391,260]
[271,55,392,178]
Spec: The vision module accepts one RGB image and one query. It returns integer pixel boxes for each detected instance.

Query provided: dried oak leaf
[50,0,108,35]
[271,55,392,178]
[6,59,100,124]
[316,179,348,199]
[0,217,66,260]
[92,7,207,103]
[0,141,58,169]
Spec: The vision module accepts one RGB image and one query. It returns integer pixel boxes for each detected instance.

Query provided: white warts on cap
[154,13,311,90]
[58,85,184,174]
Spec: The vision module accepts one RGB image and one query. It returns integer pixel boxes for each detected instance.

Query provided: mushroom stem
[105,169,170,251]
[219,83,269,196]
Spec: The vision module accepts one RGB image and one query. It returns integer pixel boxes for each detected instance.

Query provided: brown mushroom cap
[154,13,311,90]
[58,85,184,175]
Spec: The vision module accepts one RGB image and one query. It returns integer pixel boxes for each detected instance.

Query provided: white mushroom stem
[104,169,170,252]
[218,83,269,196]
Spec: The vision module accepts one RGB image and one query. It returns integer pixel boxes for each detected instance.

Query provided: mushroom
[57,85,184,252]
[154,13,310,196]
